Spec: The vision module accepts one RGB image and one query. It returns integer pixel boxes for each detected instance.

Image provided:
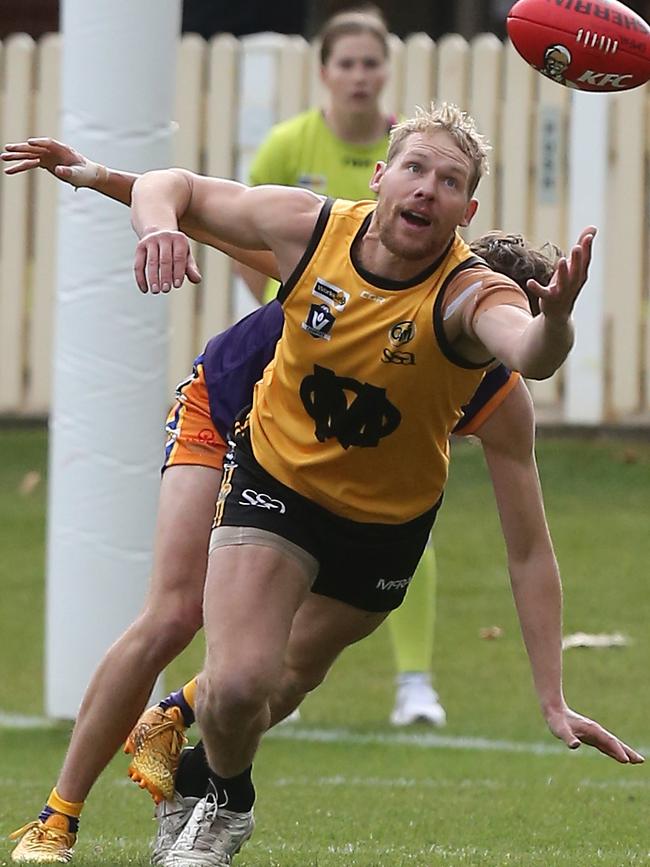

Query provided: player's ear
[460,198,478,228]
[369,161,386,193]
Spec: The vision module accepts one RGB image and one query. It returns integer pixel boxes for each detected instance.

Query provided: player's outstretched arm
[472,227,595,379]
[131,169,321,293]
[1,138,281,283]
[2,137,137,204]
[476,379,643,764]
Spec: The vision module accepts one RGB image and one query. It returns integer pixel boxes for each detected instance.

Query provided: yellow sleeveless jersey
[249,198,491,524]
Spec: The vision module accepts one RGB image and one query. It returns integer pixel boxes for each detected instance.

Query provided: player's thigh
[285,592,389,683]
[203,539,316,686]
[146,464,222,607]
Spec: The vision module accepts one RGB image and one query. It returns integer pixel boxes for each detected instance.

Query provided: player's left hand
[545,704,644,764]
[133,229,201,294]
[526,226,596,322]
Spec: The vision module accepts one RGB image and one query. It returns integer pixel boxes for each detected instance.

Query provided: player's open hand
[546,704,644,764]
[1,137,99,187]
[526,226,596,323]
[134,229,202,294]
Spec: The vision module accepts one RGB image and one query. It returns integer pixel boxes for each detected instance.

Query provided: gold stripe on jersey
[250,198,492,524]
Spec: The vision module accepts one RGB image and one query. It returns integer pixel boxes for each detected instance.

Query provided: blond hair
[387,102,491,196]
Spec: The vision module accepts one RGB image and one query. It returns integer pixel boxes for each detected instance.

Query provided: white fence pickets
[0,34,34,413]
[0,32,649,424]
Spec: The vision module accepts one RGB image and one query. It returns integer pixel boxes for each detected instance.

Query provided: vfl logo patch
[312,278,349,311]
[239,489,287,513]
[389,320,416,347]
[302,303,336,340]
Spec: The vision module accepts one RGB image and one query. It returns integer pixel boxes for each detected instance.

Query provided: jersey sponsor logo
[239,489,287,513]
[389,320,416,347]
[376,576,412,591]
[302,303,336,340]
[300,363,401,449]
[360,289,386,304]
[312,278,350,311]
[382,348,416,365]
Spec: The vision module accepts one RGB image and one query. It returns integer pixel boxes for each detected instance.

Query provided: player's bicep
[186,177,321,252]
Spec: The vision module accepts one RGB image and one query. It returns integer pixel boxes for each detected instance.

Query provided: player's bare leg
[271,592,389,724]
[10,465,220,864]
[165,543,314,867]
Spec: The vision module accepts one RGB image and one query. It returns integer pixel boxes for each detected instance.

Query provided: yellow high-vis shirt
[249,198,491,524]
[249,107,394,302]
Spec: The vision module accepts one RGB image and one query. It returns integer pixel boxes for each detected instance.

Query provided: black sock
[175,741,211,799]
[207,764,255,813]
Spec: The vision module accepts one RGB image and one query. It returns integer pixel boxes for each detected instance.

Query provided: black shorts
[212,423,442,612]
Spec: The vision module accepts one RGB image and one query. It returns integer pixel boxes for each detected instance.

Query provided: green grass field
[1,426,649,865]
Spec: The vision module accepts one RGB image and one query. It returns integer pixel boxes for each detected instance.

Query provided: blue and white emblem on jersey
[312,278,350,311]
[302,303,336,340]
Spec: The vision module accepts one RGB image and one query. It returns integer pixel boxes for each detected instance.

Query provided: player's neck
[322,105,387,146]
[355,227,453,284]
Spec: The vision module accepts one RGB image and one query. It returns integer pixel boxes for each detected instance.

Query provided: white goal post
[45,0,181,718]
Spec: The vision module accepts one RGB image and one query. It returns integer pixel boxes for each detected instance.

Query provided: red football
[507,0,650,91]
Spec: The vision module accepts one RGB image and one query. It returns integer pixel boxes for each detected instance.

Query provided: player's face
[321,33,388,114]
[370,131,478,262]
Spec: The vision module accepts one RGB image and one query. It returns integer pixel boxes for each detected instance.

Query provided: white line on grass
[0,711,56,729]
[268,726,650,758]
[269,726,563,755]
[2,713,648,762]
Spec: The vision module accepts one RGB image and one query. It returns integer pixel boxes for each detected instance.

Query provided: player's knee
[282,660,328,696]
[137,601,202,655]
[199,667,271,725]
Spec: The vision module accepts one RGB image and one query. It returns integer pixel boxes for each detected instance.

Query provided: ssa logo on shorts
[239,489,286,513]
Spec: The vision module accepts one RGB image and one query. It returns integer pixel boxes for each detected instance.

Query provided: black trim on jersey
[277,198,334,305]
[351,213,455,291]
[433,257,495,370]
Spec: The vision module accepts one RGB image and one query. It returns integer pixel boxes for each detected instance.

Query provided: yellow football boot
[124,705,187,803]
[9,814,76,863]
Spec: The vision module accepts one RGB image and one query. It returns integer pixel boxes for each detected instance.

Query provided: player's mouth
[400,209,432,229]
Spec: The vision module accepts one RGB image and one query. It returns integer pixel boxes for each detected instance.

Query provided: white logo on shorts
[239,489,287,513]
[376,577,412,591]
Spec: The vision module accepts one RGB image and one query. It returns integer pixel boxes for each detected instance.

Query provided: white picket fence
[0,31,649,424]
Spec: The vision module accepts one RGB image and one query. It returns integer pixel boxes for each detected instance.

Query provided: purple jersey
[198,300,514,440]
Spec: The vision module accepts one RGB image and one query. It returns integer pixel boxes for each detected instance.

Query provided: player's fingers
[577,225,597,247]
[145,239,162,294]
[553,720,581,750]
[186,251,202,285]
[576,722,634,764]
[133,244,149,294]
[157,236,175,293]
[54,165,74,181]
[2,158,41,174]
[3,142,48,156]
[171,239,190,289]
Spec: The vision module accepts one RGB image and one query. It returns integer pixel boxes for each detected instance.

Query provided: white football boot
[390,673,447,727]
